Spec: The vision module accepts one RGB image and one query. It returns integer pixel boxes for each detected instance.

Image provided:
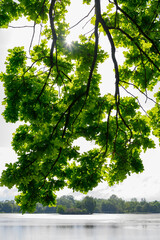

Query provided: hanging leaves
[0,0,159,213]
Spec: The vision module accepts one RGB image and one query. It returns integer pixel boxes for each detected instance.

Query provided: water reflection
[56,224,95,229]
[0,214,160,240]
[110,224,119,228]
[84,225,95,228]
[56,225,74,228]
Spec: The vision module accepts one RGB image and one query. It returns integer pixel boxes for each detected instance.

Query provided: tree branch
[116,28,160,72]
[95,1,120,104]
[103,106,113,156]
[119,80,159,106]
[68,6,95,30]
[29,21,36,52]
[113,0,160,54]
[49,0,57,67]
[119,84,149,116]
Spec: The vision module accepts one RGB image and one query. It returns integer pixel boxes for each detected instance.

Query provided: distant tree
[0,196,160,214]
[75,200,83,210]
[125,200,136,213]
[150,201,160,213]
[57,195,75,208]
[94,198,103,213]
[2,200,13,213]
[56,205,66,214]
[101,201,117,213]
[135,204,143,213]
[35,203,45,213]
[141,198,147,203]
[131,198,138,203]
[141,202,151,213]
[82,196,96,214]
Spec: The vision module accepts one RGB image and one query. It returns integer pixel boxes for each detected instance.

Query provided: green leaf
[0,0,159,213]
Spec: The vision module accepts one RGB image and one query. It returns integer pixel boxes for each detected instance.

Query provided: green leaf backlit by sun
[0,0,159,213]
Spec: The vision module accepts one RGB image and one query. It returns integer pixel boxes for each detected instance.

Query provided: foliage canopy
[0,0,160,213]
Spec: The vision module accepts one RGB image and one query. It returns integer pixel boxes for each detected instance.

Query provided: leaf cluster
[0,0,159,213]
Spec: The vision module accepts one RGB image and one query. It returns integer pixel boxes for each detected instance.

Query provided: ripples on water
[0,214,160,240]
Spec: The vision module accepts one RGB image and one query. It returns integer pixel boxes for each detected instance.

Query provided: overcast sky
[0,0,160,202]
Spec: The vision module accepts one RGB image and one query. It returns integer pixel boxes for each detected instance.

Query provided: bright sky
[0,0,160,202]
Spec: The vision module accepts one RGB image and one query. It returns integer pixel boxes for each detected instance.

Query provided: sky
[0,0,160,202]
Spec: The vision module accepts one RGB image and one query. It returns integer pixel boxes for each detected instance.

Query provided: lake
[0,213,160,240]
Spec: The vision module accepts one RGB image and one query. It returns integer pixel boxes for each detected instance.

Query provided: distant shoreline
[1,195,160,214]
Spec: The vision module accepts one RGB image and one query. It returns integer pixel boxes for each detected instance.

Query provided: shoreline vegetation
[1,195,160,214]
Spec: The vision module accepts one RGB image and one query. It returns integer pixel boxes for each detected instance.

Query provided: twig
[38,22,43,45]
[29,21,36,52]
[8,25,34,28]
[120,84,149,116]
[120,80,159,105]
[68,6,95,30]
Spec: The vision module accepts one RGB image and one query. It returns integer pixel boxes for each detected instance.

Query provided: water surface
[0,213,160,240]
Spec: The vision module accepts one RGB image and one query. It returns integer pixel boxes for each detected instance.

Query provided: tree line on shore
[1,195,160,214]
